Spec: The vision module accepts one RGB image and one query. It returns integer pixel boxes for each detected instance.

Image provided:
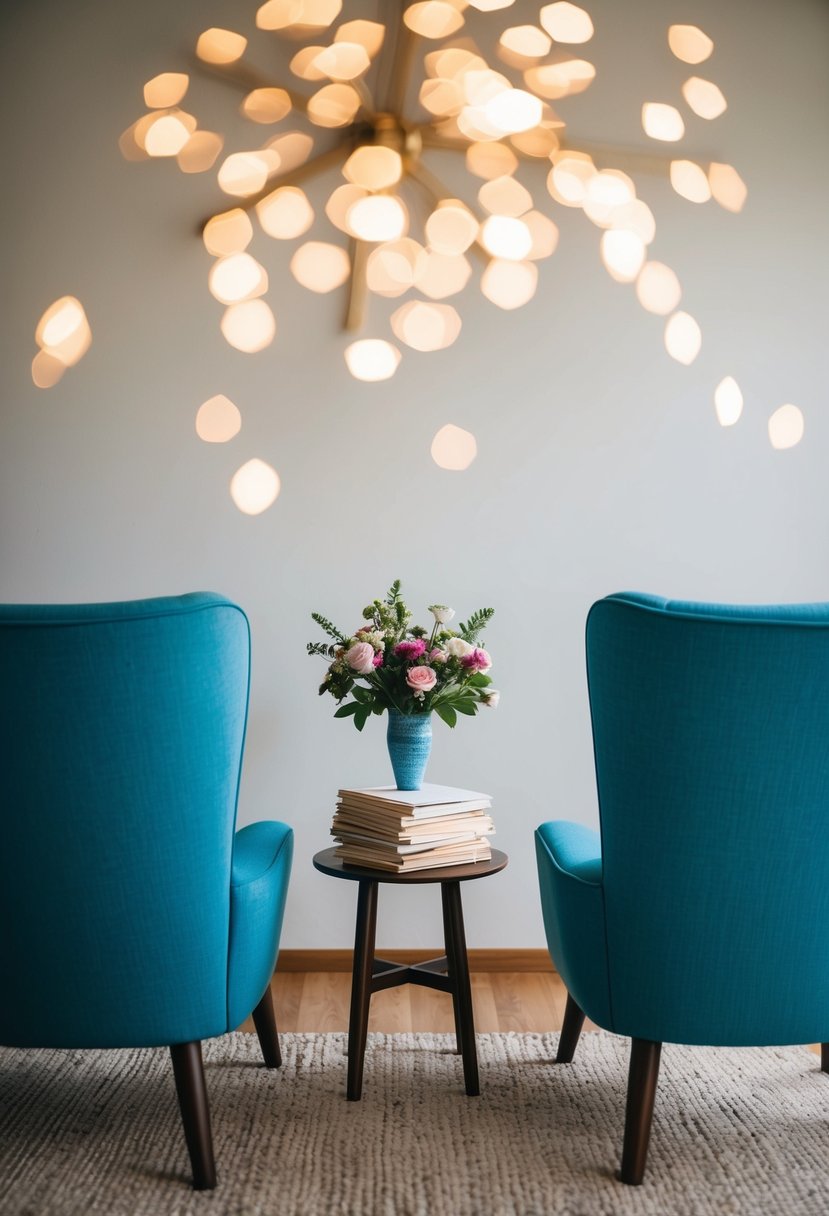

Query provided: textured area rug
[1,1032,827,1216]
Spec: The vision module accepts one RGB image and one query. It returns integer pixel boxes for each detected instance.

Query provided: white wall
[1,0,827,948]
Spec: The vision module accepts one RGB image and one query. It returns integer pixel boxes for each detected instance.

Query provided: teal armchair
[536,592,829,1184]
[0,593,293,1189]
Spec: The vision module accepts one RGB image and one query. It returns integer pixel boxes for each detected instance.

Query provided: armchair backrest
[587,592,829,1045]
[0,593,250,1048]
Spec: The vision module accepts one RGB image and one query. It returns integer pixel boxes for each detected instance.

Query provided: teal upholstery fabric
[536,593,829,1047]
[0,593,292,1049]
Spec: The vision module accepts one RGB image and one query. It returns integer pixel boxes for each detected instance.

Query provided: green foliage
[434,704,457,728]
[306,641,338,659]
[310,612,348,644]
[385,579,402,607]
[457,607,495,643]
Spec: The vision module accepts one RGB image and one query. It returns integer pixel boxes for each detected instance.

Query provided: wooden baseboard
[277,949,554,973]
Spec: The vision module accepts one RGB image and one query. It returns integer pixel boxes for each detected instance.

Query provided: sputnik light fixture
[121,1,750,385]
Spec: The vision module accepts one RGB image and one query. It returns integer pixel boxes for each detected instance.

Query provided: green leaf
[457,607,495,643]
[466,673,492,688]
[354,706,370,732]
[454,700,478,716]
[434,704,457,728]
[311,612,349,644]
[334,702,359,718]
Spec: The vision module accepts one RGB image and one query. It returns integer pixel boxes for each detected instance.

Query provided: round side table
[312,847,508,1101]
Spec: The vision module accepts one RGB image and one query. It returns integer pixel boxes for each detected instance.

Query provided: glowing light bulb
[256,0,304,30]
[403,2,465,39]
[203,209,253,256]
[366,240,425,296]
[242,88,292,124]
[609,199,656,244]
[524,59,595,99]
[307,83,361,127]
[539,2,594,43]
[480,216,533,261]
[209,253,268,304]
[218,151,277,196]
[196,28,247,64]
[31,350,66,389]
[431,424,477,470]
[682,77,727,120]
[256,186,314,239]
[466,141,519,180]
[177,132,224,174]
[768,404,804,450]
[668,24,713,64]
[314,42,371,80]
[35,296,92,368]
[478,175,533,217]
[523,211,559,260]
[347,195,407,242]
[636,262,682,315]
[414,251,472,299]
[144,114,192,157]
[144,73,189,109]
[230,459,280,515]
[425,202,478,255]
[499,26,551,60]
[480,259,538,309]
[483,88,542,134]
[335,20,385,57]
[642,103,685,142]
[548,154,595,206]
[391,301,462,352]
[220,300,276,352]
[290,242,351,293]
[196,395,242,443]
[343,146,403,190]
[670,160,712,203]
[600,229,646,282]
[344,339,401,381]
[714,377,743,427]
[708,163,748,213]
[664,311,701,364]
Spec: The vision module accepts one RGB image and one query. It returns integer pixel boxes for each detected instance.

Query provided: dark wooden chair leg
[170,1041,216,1190]
[821,1044,829,1073]
[346,878,378,1101]
[556,992,586,1064]
[618,1038,662,1186]
[252,984,281,1068]
[442,880,480,1097]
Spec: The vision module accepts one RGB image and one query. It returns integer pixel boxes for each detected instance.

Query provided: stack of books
[332,783,495,873]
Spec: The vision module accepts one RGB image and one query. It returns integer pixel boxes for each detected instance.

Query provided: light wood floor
[241,971,585,1034]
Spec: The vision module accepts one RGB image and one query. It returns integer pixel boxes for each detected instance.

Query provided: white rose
[429,604,455,625]
[444,637,474,659]
[483,689,500,709]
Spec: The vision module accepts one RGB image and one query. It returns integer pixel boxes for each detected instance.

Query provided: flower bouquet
[307,580,497,789]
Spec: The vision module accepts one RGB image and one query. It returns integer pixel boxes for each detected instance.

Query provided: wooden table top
[312,847,508,885]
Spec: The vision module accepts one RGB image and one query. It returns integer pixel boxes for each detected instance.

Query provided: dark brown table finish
[312,847,508,1101]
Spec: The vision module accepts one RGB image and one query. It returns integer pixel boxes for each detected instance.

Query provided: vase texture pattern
[386,709,432,791]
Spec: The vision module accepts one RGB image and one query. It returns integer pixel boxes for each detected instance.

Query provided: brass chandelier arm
[379,0,418,117]
[343,237,371,332]
[197,137,354,231]
[188,55,310,114]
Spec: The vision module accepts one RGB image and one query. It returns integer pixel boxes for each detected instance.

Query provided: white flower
[444,636,474,659]
[429,604,455,625]
[483,689,500,709]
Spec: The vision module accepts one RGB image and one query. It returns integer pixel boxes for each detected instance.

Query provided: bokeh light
[220,300,277,352]
[230,458,281,515]
[344,338,401,381]
[431,423,477,470]
[768,403,804,450]
[196,394,242,442]
[714,377,743,427]
[664,311,701,364]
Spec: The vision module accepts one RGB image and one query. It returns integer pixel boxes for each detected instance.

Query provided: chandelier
[118,2,753,384]
[23,1,798,510]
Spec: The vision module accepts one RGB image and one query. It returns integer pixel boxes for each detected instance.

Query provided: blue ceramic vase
[386,709,432,791]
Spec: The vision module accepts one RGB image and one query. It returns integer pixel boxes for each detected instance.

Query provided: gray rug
[0,1032,827,1216]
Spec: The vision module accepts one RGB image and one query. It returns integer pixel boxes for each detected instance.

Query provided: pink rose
[394,638,427,660]
[372,651,384,667]
[406,665,437,693]
[429,647,445,662]
[346,641,375,674]
[460,647,492,673]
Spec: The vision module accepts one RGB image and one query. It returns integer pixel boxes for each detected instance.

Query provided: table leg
[347,878,378,1101]
[441,885,463,1055]
[442,880,480,1097]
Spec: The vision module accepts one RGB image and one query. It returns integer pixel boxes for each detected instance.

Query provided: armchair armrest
[227,821,293,1030]
[535,820,612,1030]
[536,820,602,884]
